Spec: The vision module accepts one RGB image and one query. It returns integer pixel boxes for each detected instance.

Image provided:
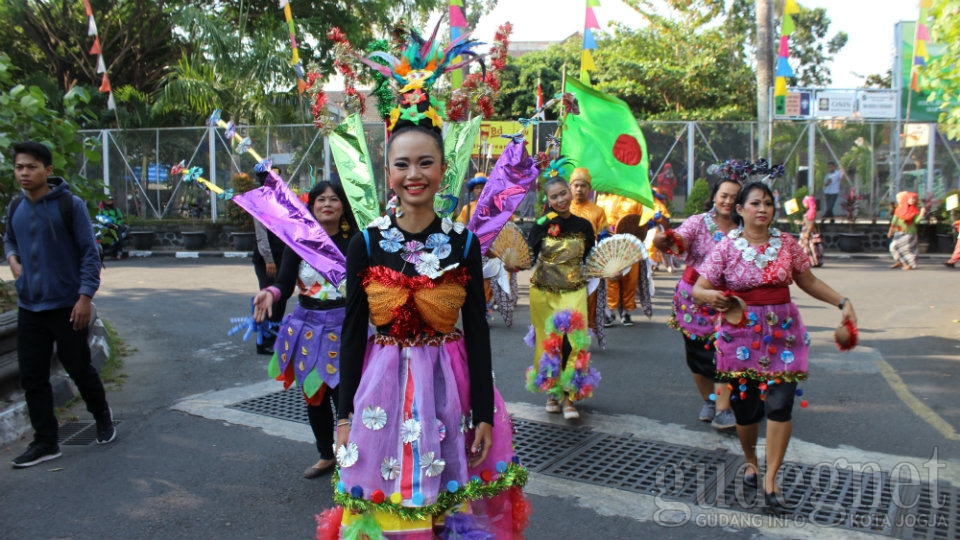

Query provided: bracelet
[337,419,351,428]
[838,297,848,310]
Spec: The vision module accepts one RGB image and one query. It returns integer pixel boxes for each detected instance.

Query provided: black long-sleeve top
[271,230,354,307]
[338,215,494,425]
[527,213,596,263]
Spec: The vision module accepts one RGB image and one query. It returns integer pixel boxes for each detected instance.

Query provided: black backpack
[5,194,75,239]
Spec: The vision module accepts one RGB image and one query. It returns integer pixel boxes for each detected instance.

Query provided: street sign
[815,92,857,117]
[783,91,812,117]
[858,90,898,119]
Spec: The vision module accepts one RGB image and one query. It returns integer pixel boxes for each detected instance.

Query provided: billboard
[897,21,946,122]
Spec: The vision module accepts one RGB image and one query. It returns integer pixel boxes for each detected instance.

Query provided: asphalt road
[1,256,958,540]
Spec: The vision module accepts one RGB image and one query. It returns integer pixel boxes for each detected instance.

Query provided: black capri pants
[729,379,797,425]
[683,335,717,380]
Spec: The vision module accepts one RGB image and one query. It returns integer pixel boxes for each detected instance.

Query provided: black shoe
[621,314,634,326]
[763,492,790,516]
[12,442,62,468]
[256,344,275,356]
[743,472,758,489]
[603,315,617,328]
[95,408,117,445]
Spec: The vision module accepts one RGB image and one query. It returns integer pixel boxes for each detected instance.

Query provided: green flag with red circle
[562,77,652,209]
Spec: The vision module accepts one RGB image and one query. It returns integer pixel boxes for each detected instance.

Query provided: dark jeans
[824,193,839,218]
[19,307,109,445]
[306,386,338,460]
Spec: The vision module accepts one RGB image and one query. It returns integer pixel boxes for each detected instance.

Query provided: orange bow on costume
[363,266,470,337]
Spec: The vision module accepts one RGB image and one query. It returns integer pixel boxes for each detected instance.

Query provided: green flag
[329,113,379,229]
[562,77,652,209]
[438,116,482,218]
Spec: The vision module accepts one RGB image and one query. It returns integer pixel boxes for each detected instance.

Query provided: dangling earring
[711,203,717,214]
[395,201,404,218]
[339,216,350,237]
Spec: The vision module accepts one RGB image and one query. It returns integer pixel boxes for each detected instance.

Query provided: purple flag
[467,139,540,256]
[231,171,346,286]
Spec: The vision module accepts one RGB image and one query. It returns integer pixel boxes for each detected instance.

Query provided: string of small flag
[278,0,307,94]
[580,0,600,84]
[773,0,800,114]
[81,0,115,109]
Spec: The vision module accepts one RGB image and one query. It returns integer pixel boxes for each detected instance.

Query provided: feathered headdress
[542,157,573,180]
[707,159,785,185]
[355,17,487,132]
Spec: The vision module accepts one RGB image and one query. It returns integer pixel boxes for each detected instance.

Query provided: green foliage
[784,5,848,87]
[932,189,960,234]
[684,178,711,216]
[226,173,256,230]
[0,53,102,212]
[924,0,960,139]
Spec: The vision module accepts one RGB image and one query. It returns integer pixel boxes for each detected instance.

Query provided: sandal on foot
[562,404,580,420]
[545,398,561,413]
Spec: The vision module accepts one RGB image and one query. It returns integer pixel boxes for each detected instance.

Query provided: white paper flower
[419,452,446,477]
[401,418,422,444]
[452,221,466,234]
[381,456,400,480]
[733,237,748,250]
[459,415,468,434]
[415,253,441,278]
[371,215,391,230]
[769,237,782,250]
[742,247,757,262]
[362,406,387,431]
[441,218,453,234]
[336,442,359,468]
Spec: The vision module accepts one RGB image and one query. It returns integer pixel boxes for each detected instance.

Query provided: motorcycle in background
[94,213,129,261]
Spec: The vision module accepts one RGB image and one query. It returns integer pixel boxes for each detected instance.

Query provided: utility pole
[756,0,773,160]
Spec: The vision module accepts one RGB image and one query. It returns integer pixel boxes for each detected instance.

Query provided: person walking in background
[4,142,115,468]
[945,218,960,268]
[252,170,288,354]
[656,163,677,203]
[888,191,924,271]
[252,180,357,479]
[597,191,643,326]
[822,161,842,219]
[653,177,740,431]
[456,172,487,225]
[693,181,856,514]
[568,167,608,342]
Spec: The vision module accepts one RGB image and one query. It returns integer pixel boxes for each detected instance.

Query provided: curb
[127,250,252,258]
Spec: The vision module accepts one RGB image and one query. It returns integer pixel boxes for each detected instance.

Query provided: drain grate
[58,421,121,446]
[895,484,960,540]
[229,388,308,424]
[541,434,737,502]
[511,418,596,472]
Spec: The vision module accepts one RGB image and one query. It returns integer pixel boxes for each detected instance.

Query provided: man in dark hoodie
[4,141,115,468]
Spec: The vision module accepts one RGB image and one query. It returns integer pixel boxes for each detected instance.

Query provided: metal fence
[79,120,960,221]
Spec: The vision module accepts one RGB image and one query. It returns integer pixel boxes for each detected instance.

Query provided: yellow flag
[784,0,800,14]
[775,77,788,97]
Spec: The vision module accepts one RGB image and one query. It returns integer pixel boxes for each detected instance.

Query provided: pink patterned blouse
[675,213,727,267]
[697,230,810,291]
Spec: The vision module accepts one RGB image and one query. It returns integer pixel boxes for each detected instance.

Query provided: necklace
[704,212,726,242]
[729,227,782,269]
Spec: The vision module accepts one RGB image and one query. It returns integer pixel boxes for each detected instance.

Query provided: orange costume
[597,193,643,317]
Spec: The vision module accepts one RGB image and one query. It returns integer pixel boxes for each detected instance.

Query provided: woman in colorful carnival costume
[888,191,924,270]
[252,180,357,479]
[525,169,600,421]
[654,177,741,431]
[692,182,856,515]
[318,26,529,537]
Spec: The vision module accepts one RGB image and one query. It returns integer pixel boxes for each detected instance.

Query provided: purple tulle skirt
[714,301,810,381]
[339,333,518,507]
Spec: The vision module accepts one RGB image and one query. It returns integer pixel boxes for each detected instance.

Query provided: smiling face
[736,186,775,230]
[714,181,740,218]
[545,181,572,216]
[385,129,446,209]
[311,187,344,230]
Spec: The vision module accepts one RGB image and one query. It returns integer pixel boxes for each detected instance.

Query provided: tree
[924,0,960,139]
[5,0,178,94]
[0,53,102,213]
[785,4,848,87]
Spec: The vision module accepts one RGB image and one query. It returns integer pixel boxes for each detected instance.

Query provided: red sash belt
[682,266,700,285]
[729,286,790,306]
